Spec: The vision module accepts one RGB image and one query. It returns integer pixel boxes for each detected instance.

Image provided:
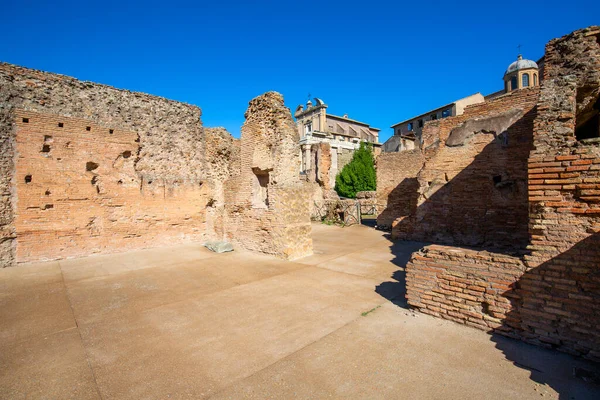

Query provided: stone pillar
[304,145,311,171]
[330,147,338,189]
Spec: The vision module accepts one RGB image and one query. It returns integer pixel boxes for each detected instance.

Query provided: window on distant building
[430,114,437,120]
[418,119,423,128]
[511,76,518,90]
[407,122,413,131]
[442,109,451,118]
[305,122,312,135]
[522,73,530,87]
[533,73,538,86]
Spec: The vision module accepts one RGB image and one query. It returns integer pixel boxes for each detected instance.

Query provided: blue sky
[2,0,598,142]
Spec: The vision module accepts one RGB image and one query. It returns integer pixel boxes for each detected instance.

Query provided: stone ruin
[302,141,378,225]
[376,26,600,361]
[1,24,599,364]
[0,64,313,267]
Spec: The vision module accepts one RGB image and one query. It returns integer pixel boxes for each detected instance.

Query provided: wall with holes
[13,111,208,262]
[392,87,540,249]
[0,62,208,267]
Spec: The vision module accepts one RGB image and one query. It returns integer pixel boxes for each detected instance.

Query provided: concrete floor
[1,223,599,399]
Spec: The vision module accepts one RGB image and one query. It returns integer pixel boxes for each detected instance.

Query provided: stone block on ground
[204,241,234,253]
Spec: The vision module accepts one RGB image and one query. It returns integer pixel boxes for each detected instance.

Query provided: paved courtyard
[1,223,599,399]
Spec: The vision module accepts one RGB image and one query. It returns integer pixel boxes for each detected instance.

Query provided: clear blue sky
[2,0,598,142]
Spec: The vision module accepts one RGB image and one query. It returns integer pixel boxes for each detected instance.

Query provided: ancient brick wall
[204,127,240,240]
[375,150,424,229]
[520,26,600,359]
[405,26,600,361]
[337,149,353,171]
[13,111,209,262]
[0,63,206,266]
[393,87,539,249]
[222,92,313,260]
[311,142,332,191]
[406,246,525,332]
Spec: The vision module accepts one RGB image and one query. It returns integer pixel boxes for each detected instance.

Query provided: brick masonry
[0,65,312,266]
[405,26,600,361]
[393,87,539,249]
[375,150,424,230]
[221,92,313,260]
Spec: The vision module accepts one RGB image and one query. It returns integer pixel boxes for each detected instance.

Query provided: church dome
[504,55,538,76]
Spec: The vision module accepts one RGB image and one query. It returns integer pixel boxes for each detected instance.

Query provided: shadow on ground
[370,228,600,400]
[490,333,600,400]
[374,235,426,309]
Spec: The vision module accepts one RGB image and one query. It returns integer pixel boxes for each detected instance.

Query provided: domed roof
[504,55,538,76]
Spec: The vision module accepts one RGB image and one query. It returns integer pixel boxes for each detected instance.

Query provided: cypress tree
[334,142,376,198]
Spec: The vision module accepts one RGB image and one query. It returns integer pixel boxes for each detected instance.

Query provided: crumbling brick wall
[310,142,332,191]
[0,63,207,266]
[375,150,424,229]
[405,26,600,361]
[394,87,539,249]
[204,127,240,240]
[222,92,313,260]
[0,65,312,266]
[519,26,600,359]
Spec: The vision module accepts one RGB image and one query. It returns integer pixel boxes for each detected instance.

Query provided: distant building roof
[390,93,482,128]
[327,114,380,131]
[505,55,538,76]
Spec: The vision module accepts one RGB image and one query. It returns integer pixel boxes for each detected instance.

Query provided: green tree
[335,142,376,198]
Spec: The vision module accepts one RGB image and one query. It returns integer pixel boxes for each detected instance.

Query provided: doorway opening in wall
[575,95,600,142]
[252,168,270,208]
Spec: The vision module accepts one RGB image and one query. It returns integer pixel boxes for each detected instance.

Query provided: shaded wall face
[521,26,600,358]
[375,150,424,230]
[392,88,539,249]
[405,26,600,361]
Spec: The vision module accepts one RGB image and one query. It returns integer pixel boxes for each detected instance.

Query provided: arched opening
[510,76,518,91]
[522,73,530,87]
[533,73,538,86]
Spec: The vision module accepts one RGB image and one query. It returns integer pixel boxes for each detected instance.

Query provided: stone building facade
[384,93,485,152]
[503,55,540,93]
[0,64,312,267]
[294,98,381,181]
[377,26,600,361]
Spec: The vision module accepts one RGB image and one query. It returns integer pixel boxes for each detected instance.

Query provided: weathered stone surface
[392,87,539,249]
[0,63,206,266]
[204,241,233,253]
[222,92,313,260]
[0,65,312,266]
[405,26,600,362]
[445,108,524,147]
[355,191,376,199]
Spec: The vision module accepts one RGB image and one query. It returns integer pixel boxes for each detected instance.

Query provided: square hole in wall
[252,168,270,208]
[58,122,64,128]
[22,118,29,123]
[109,129,114,134]
[575,94,600,142]
[86,126,91,132]
[25,175,32,184]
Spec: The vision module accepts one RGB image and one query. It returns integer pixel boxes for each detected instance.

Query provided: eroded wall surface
[405,26,600,361]
[393,87,539,249]
[223,92,313,260]
[519,26,600,359]
[1,65,313,266]
[204,127,241,241]
[375,150,424,230]
[0,63,206,266]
